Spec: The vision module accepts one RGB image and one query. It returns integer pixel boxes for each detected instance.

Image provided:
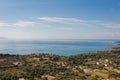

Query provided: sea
[0,39,118,56]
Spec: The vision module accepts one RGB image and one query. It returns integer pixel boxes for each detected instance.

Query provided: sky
[0,0,120,40]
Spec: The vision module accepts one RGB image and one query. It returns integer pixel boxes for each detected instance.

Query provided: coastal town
[0,44,120,80]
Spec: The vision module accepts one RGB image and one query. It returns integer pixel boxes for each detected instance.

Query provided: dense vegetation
[0,51,120,80]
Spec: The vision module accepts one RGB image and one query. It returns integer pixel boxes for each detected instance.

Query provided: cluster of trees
[67,51,120,68]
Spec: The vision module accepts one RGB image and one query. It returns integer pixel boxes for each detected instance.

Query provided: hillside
[0,51,120,80]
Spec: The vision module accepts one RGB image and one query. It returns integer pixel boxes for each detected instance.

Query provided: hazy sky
[0,0,120,40]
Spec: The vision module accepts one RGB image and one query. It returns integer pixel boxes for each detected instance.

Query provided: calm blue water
[0,39,118,56]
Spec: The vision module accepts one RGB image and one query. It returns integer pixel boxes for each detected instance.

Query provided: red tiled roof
[108,78,117,80]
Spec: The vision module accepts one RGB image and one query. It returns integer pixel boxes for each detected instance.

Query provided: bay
[0,39,117,56]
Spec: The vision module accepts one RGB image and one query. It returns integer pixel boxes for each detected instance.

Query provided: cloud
[37,17,120,29]
[37,17,105,27]
[103,23,120,28]
[61,28,73,31]
[38,17,85,24]
[0,17,120,30]
[0,21,37,27]
[0,22,10,27]
[14,21,37,27]
[106,32,120,37]
[0,17,120,39]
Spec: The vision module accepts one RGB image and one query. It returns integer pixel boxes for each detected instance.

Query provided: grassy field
[92,70,109,79]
